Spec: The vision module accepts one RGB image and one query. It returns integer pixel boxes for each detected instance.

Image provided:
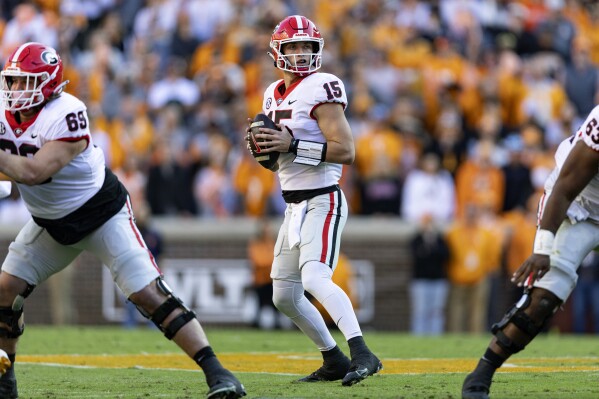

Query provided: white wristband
[292,140,327,166]
[533,229,554,256]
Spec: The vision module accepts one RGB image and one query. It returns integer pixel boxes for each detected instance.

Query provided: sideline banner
[102,258,375,324]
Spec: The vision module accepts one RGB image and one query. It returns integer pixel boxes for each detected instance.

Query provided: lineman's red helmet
[1,42,67,111]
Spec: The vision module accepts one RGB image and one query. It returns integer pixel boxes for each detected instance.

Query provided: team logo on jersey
[14,128,23,136]
[0,122,5,135]
[276,98,283,105]
[266,98,272,110]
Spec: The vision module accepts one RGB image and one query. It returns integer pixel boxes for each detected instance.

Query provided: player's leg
[299,261,381,386]
[271,209,349,382]
[299,190,381,386]
[470,279,490,333]
[0,221,81,398]
[272,278,350,381]
[128,279,245,399]
[430,279,449,335]
[462,219,599,399]
[462,287,561,399]
[0,273,33,399]
[82,203,245,399]
[446,284,465,332]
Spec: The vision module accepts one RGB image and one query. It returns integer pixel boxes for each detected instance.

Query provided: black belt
[282,184,339,203]
[33,168,128,245]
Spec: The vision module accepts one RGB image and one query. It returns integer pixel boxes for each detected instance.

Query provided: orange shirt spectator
[248,222,275,287]
[189,33,240,76]
[232,152,277,217]
[502,193,540,275]
[354,121,403,180]
[455,140,505,218]
[420,37,467,131]
[108,96,154,170]
[496,51,528,130]
[248,219,283,329]
[445,204,500,333]
[446,214,498,285]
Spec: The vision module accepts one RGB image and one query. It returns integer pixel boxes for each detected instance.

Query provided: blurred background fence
[0,218,417,331]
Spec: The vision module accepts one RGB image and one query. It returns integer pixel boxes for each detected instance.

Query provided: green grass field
[10,326,599,398]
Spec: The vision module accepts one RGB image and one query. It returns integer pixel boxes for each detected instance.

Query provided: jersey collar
[274,74,311,105]
[5,109,41,137]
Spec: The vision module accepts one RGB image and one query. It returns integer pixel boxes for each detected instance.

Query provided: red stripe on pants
[320,192,335,263]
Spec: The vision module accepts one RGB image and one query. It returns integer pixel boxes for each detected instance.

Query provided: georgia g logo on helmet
[41,50,59,66]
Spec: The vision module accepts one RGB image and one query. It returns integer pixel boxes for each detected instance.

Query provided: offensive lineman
[0,42,245,399]
[247,15,382,386]
[462,105,599,398]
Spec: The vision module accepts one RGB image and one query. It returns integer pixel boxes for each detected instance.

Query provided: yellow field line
[18,354,599,374]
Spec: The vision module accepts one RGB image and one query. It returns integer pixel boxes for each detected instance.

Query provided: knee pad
[492,288,561,355]
[137,277,196,340]
[0,284,35,339]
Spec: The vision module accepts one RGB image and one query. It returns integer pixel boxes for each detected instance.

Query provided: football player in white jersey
[248,15,382,386]
[0,43,245,399]
[463,105,599,399]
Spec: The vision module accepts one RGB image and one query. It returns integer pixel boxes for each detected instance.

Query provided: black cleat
[462,371,491,399]
[0,365,18,399]
[341,352,382,386]
[296,354,351,382]
[206,369,246,399]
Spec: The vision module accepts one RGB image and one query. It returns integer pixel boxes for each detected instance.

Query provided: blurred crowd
[1,1,599,332]
[0,0,598,220]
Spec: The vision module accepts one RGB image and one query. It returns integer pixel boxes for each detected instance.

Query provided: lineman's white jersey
[543,105,599,222]
[262,72,347,191]
[0,93,105,219]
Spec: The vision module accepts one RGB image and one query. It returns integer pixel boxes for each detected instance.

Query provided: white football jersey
[262,72,348,191]
[0,93,105,219]
[544,104,599,221]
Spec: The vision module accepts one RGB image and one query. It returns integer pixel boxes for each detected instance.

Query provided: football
[248,113,280,170]
[0,349,10,375]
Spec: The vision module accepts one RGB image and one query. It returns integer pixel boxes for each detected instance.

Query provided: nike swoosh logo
[289,100,297,104]
[354,368,368,376]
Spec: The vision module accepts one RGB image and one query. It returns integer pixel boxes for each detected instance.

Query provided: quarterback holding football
[246,15,382,386]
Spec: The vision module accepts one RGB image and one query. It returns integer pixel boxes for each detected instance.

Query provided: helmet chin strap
[53,80,69,96]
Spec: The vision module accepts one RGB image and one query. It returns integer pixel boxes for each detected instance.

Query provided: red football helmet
[1,42,67,112]
[268,15,324,76]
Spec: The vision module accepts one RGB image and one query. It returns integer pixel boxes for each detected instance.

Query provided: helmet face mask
[2,71,50,111]
[1,42,65,112]
[269,15,324,76]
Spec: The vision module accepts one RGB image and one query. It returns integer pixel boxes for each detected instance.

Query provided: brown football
[249,113,280,170]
